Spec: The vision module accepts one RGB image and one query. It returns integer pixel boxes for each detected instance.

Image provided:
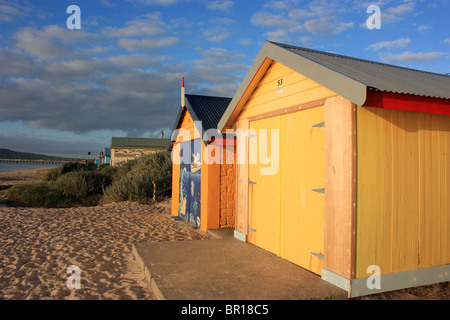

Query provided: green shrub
[5,183,72,207]
[42,162,97,182]
[56,170,113,205]
[100,152,172,204]
[98,165,117,176]
[43,167,63,181]
[54,161,96,175]
[114,152,172,179]
[102,170,154,204]
[98,163,112,171]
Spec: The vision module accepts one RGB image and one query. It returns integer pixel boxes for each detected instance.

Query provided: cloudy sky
[0,0,448,158]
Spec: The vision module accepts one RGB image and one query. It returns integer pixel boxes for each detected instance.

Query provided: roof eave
[218,41,368,132]
[168,97,210,152]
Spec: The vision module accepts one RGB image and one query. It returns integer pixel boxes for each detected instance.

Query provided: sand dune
[0,199,210,300]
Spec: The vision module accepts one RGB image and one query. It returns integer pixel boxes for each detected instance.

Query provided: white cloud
[0,1,29,22]
[100,0,115,7]
[304,17,353,36]
[288,9,315,20]
[118,37,179,51]
[365,38,411,51]
[299,36,312,44]
[15,27,73,59]
[198,17,238,43]
[14,25,100,59]
[203,27,234,42]
[206,1,234,11]
[102,13,166,37]
[196,48,245,63]
[106,54,163,68]
[251,11,296,28]
[0,1,51,22]
[265,29,290,43]
[382,0,416,24]
[417,25,431,33]
[251,1,354,39]
[239,38,252,46]
[187,47,248,96]
[131,0,180,5]
[383,51,444,62]
[78,45,111,55]
[444,38,450,45]
[263,0,301,11]
[385,1,415,16]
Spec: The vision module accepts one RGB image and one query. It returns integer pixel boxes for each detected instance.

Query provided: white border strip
[322,264,450,298]
[234,230,247,242]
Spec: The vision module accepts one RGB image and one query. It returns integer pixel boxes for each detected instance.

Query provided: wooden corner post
[234,119,249,239]
[323,96,357,281]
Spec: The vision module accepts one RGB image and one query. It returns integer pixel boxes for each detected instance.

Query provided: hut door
[247,116,281,256]
[246,106,325,275]
[178,139,202,227]
[279,106,325,275]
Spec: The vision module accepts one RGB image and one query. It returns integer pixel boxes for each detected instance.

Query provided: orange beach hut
[217,41,450,297]
[168,82,236,233]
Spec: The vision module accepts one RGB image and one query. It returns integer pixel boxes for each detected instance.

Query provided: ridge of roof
[269,41,450,79]
[111,137,169,148]
[185,93,232,100]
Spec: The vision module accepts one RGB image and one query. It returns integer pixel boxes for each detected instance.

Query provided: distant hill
[0,148,74,161]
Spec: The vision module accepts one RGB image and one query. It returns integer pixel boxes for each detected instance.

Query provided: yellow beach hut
[218,41,450,297]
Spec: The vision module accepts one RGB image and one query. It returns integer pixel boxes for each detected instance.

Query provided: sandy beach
[0,167,55,188]
[0,167,210,300]
[0,199,210,300]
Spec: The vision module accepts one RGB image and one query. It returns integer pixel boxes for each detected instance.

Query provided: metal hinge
[249,179,257,185]
[248,226,257,233]
[310,252,324,260]
[311,188,325,194]
[311,122,325,128]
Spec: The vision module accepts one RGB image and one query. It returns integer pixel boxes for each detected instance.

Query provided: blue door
[178,139,201,227]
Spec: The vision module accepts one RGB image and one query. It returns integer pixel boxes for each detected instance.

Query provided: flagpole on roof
[181,77,186,110]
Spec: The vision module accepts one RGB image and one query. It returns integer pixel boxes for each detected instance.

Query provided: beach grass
[4,152,172,207]
[5,183,73,207]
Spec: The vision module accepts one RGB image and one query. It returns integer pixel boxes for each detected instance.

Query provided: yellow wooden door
[247,116,281,256]
[280,107,325,275]
[247,107,325,275]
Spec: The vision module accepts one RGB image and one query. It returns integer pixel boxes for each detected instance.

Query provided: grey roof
[111,137,169,149]
[218,41,450,131]
[168,94,232,150]
[272,41,450,100]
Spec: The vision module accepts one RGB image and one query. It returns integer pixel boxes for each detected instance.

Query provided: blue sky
[0,0,448,158]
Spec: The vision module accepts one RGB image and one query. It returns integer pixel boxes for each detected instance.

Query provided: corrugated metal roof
[271,42,450,99]
[111,137,169,148]
[168,94,232,151]
[185,94,232,133]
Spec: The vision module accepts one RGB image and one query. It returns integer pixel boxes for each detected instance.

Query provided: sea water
[0,162,59,173]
